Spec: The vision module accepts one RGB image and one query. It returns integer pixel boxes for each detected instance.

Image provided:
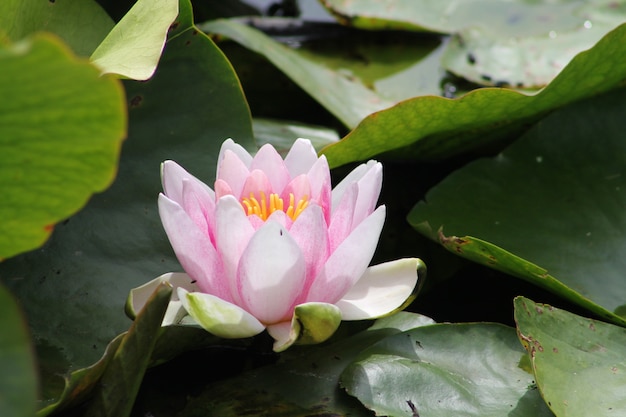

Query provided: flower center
[241,191,309,221]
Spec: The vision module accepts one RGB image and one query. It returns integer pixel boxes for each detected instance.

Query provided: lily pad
[0,34,126,260]
[0,0,114,56]
[175,312,435,417]
[408,86,626,324]
[0,0,254,406]
[515,297,626,416]
[320,22,626,167]
[90,0,179,80]
[341,322,552,417]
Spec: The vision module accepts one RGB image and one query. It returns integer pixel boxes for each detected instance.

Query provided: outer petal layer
[335,258,422,320]
[178,288,265,338]
[126,272,199,325]
[267,302,342,352]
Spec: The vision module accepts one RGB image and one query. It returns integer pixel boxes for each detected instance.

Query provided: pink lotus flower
[129,139,420,351]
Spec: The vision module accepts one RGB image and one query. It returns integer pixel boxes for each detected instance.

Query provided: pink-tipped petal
[158,194,230,301]
[306,156,332,222]
[250,144,291,193]
[179,288,266,338]
[306,206,386,304]
[182,179,216,244]
[284,138,318,177]
[288,205,329,304]
[240,170,273,202]
[161,160,215,205]
[217,138,253,171]
[331,160,379,214]
[215,195,256,304]
[327,183,358,251]
[352,162,383,228]
[281,174,311,208]
[236,221,306,324]
[335,258,420,320]
[216,150,251,198]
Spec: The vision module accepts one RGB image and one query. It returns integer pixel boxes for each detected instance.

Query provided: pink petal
[352,162,383,228]
[216,150,250,199]
[281,174,311,209]
[215,195,255,305]
[331,160,379,215]
[305,206,386,304]
[306,156,332,223]
[158,194,231,302]
[236,221,306,324]
[327,182,358,252]
[250,144,290,193]
[284,138,318,177]
[288,205,329,304]
[217,139,253,171]
[182,178,216,245]
[240,170,273,202]
[161,160,215,206]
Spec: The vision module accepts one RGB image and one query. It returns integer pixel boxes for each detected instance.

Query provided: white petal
[284,138,318,177]
[306,206,386,304]
[237,221,306,324]
[158,194,231,301]
[178,288,265,338]
[331,160,379,214]
[161,160,214,205]
[335,258,420,320]
[267,321,298,352]
[126,272,199,320]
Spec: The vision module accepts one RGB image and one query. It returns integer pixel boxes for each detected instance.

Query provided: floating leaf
[342,323,552,417]
[408,87,626,324]
[320,22,626,167]
[175,313,435,416]
[515,297,626,416]
[0,34,126,260]
[90,0,179,80]
[0,0,113,56]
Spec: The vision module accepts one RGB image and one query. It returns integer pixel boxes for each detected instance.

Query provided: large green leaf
[0,284,37,417]
[342,322,552,417]
[174,313,435,416]
[320,22,626,167]
[90,0,179,80]
[0,0,114,56]
[408,86,626,324]
[0,0,253,406]
[515,297,626,417]
[0,34,126,260]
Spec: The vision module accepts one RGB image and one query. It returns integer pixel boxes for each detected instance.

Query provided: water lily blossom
[128,139,421,351]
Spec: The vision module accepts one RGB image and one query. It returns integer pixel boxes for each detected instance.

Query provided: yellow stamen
[241,192,309,221]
